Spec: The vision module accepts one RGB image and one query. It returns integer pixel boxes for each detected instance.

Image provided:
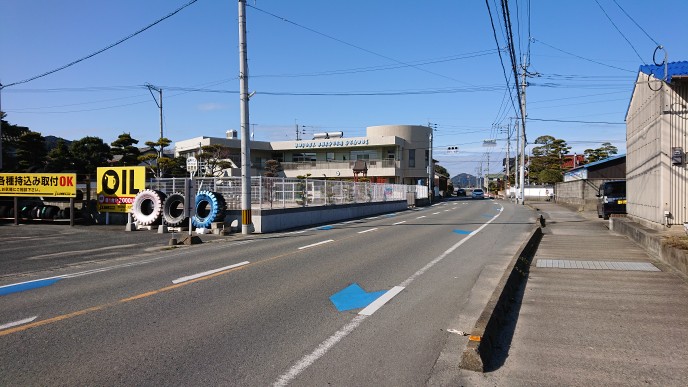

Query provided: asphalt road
[0,198,535,386]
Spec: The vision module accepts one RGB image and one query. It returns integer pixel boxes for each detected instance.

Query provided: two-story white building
[174,124,434,185]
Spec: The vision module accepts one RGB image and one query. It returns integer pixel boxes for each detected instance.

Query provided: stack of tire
[130,189,226,229]
[0,204,73,220]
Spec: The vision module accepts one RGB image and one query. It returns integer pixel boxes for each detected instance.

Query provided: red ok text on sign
[59,176,74,186]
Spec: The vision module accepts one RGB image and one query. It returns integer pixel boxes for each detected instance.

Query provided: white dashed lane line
[172,261,250,284]
[298,240,334,250]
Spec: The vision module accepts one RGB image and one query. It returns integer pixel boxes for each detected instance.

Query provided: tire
[44,205,59,219]
[162,192,188,227]
[31,205,43,219]
[192,190,226,228]
[131,189,166,226]
[603,213,609,220]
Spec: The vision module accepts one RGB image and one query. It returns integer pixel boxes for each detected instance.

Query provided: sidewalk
[457,201,688,386]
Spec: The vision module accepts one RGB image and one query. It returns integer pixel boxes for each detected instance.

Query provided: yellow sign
[0,173,77,197]
[96,167,146,213]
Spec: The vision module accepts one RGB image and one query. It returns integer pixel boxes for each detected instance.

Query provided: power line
[532,38,635,73]
[2,0,198,89]
[527,117,625,125]
[246,3,475,87]
[593,0,645,64]
[611,0,659,46]
[485,0,519,120]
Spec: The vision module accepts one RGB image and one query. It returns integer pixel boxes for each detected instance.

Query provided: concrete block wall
[555,179,612,211]
[226,200,410,233]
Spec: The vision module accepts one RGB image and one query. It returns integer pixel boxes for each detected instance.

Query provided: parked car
[596,180,626,220]
[456,188,466,197]
[471,188,485,199]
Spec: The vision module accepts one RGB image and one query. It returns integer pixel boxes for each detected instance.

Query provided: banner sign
[96,166,146,213]
[0,173,77,197]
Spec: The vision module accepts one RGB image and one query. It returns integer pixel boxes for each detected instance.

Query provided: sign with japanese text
[96,166,146,213]
[0,173,77,197]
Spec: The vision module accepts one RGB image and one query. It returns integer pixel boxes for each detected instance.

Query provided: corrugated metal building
[626,61,688,227]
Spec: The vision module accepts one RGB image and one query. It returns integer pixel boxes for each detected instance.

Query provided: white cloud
[197,103,227,112]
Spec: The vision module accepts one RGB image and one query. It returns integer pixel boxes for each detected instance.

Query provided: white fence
[148,177,427,210]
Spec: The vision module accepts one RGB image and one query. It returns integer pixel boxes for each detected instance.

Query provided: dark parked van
[596,180,626,219]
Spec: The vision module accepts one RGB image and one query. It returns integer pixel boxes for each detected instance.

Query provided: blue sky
[2,0,687,177]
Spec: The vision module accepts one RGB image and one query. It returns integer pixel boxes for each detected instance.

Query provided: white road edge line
[392,221,406,225]
[273,315,367,387]
[172,261,250,284]
[298,240,334,250]
[274,204,505,386]
[0,316,38,331]
[358,286,405,316]
[416,215,426,219]
[357,228,378,234]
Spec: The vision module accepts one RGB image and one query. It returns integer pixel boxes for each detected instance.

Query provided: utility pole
[514,118,519,202]
[428,123,437,202]
[295,120,300,141]
[486,152,490,192]
[519,56,528,205]
[505,127,510,195]
[238,0,252,234]
[145,84,164,161]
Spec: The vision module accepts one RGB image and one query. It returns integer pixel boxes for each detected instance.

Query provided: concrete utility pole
[238,0,253,234]
[514,118,520,202]
[519,56,528,205]
[145,84,164,160]
[505,126,510,195]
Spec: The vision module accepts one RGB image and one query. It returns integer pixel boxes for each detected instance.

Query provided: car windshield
[604,182,625,196]
[474,189,483,193]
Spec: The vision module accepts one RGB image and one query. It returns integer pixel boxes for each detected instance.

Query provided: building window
[292,153,316,162]
[271,152,284,162]
[387,149,395,159]
[425,150,429,167]
[326,152,335,161]
[409,149,416,168]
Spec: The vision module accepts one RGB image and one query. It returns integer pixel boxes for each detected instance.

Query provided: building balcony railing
[280,159,399,171]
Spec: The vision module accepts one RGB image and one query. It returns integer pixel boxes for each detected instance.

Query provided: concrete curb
[458,223,543,372]
[611,217,688,277]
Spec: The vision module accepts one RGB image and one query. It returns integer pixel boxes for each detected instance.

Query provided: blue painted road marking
[317,225,334,230]
[329,283,387,312]
[453,229,471,235]
[0,278,62,296]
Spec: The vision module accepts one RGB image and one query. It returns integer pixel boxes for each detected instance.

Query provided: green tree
[1,112,31,170]
[529,135,571,184]
[16,131,47,171]
[166,156,190,177]
[584,142,618,163]
[198,144,234,177]
[70,136,112,176]
[110,133,140,166]
[263,159,283,177]
[45,139,75,172]
[138,137,172,178]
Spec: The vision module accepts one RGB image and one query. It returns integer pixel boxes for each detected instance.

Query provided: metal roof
[567,154,625,172]
[639,61,688,84]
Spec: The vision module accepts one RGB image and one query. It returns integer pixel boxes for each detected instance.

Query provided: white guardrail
[146,176,428,210]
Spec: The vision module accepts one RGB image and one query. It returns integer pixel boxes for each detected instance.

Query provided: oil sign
[96,166,145,213]
[0,173,77,197]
